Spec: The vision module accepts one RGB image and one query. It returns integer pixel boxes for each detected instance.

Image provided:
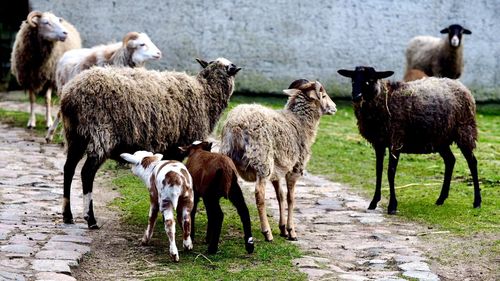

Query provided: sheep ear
[196,58,209,68]
[463,28,471,35]
[283,89,301,96]
[178,146,188,153]
[154,153,163,161]
[440,27,449,34]
[374,71,394,79]
[337,69,355,78]
[120,153,139,165]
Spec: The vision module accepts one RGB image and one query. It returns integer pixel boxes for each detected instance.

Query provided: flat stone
[0,258,29,269]
[398,261,431,272]
[32,259,71,274]
[49,235,91,244]
[301,268,336,279]
[35,250,82,261]
[42,242,90,254]
[35,272,77,281]
[403,270,440,281]
[1,244,37,255]
[0,270,26,281]
[338,273,369,280]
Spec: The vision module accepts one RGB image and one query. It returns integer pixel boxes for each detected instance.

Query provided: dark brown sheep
[179,141,254,254]
[338,66,481,214]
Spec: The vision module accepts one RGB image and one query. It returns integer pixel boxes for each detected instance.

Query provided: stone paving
[0,100,441,280]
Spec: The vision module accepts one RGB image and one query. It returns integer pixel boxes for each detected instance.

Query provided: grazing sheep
[10,11,81,128]
[120,151,193,262]
[179,141,254,254]
[220,80,337,241]
[403,69,428,82]
[404,24,471,79]
[60,58,241,229]
[337,66,481,214]
[45,31,162,143]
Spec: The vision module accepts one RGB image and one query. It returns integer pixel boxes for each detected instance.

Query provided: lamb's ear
[283,89,301,96]
[463,28,471,35]
[153,153,163,161]
[207,142,213,151]
[374,71,394,79]
[440,27,450,34]
[120,153,139,165]
[196,58,209,68]
[337,69,355,78]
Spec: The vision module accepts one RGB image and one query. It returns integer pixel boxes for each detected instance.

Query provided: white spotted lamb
[220,80,337,241]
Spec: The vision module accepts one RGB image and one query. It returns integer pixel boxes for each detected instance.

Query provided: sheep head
[440,24,471,48]
[27,11,69,42]
[178,141,213,157]
[338,66,394,102]
[196,58,241,76]
[283,80,337,115]
[120,151,163,178]
[123,32,162,64]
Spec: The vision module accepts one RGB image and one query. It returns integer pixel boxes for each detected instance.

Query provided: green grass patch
[0,108,64,143]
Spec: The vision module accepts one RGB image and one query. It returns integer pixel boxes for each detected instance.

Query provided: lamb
[60,58,241,229]
[120,151,193,262]
[179,141,254,254]
[45,31,162,143]
[220,80,337,241]
[337,66,481,214]
[10,11,81,128]
[404,24,471,79]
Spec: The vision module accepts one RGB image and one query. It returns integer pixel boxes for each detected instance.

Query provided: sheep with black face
[338,66,481,214]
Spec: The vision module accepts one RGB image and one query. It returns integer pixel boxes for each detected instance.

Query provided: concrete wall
[30,0,500,100]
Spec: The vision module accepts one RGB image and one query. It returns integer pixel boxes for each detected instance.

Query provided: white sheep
[220,80,337,241]
[10,11,81,128]
[404,24,471,80]
[120,151,194,262]
[45,31,162,142]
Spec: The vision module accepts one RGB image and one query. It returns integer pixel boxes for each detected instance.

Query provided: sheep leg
[176,197,193,251]
[369,146,385,210]
[387,150,400,215]
[44,87,53,129]
[141,202,159,245]
[436,146,456,205]
[203,196,223,254]
[45,110,60,143]
[271,179,287,237]
[190,194,200,241]
[27,89,36,129]
[459,147,481,208]
[62,139,86,224]
[255,177,273,242]
[228,181,254,254]
[285,172,300,241]
[162,202,179,262]
[81,156,105,229]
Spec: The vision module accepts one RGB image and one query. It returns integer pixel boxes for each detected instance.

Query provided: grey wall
[31,0,500,99]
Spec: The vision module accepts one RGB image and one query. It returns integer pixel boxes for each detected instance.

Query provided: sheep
[404,24,471,79]
[10,11,81,129]
[337,66,481,215]
[60,58,241,229]
[179,141,254,254]
[403,69,428,82]
[45,31,162,143]
[120,151,193,262]
[220,80,337,241]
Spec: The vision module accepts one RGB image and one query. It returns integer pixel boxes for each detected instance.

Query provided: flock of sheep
[9,10,481,261]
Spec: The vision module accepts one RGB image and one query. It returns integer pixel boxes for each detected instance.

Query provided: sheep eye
[139,43,146,47]
[59,18,63,23]
[365,81,369,85]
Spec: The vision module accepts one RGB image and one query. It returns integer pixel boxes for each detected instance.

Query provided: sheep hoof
[207,246,218,254]
[473,201,481,208]
[63,218,74,224]
[287,236,298,241]
[387,209,397,215]
[368,201,378,210]
[88,224,99,230]
[262,230,273,242]
[245,237,254,254]
[435,197,446,205]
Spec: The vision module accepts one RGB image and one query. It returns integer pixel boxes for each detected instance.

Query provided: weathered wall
[30,0,500,99]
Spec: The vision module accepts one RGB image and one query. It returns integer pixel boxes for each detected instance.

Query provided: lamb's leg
[285,172,300,241]
[228,181,254,254]
[203,196,223,254]
[369,145,385,210]
[387,150,400,215]
[255,177,273,241]
[45,110,60,143]
[459,147,481,208]
[45,87,53,128]
[271,179,287,237]
[141,201,159,245]
[190,194,200,241]
[27,89,36,129]
[81,156,105,229]
[62,139,86,224]
[177,197,193,251]
[162,201,179,262]
[436,146,456,205]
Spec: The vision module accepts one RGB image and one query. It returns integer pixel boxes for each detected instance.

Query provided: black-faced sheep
[10,11,81,128]
[179,141,254,254]
[60,58,241,229]
[405,24,471,80]
[338,66,481,214]
[45,31,162,143]
[220,80,337,241]
[120,151,193,262]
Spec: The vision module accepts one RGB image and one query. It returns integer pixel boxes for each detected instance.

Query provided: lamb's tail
[221,126,247,166]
